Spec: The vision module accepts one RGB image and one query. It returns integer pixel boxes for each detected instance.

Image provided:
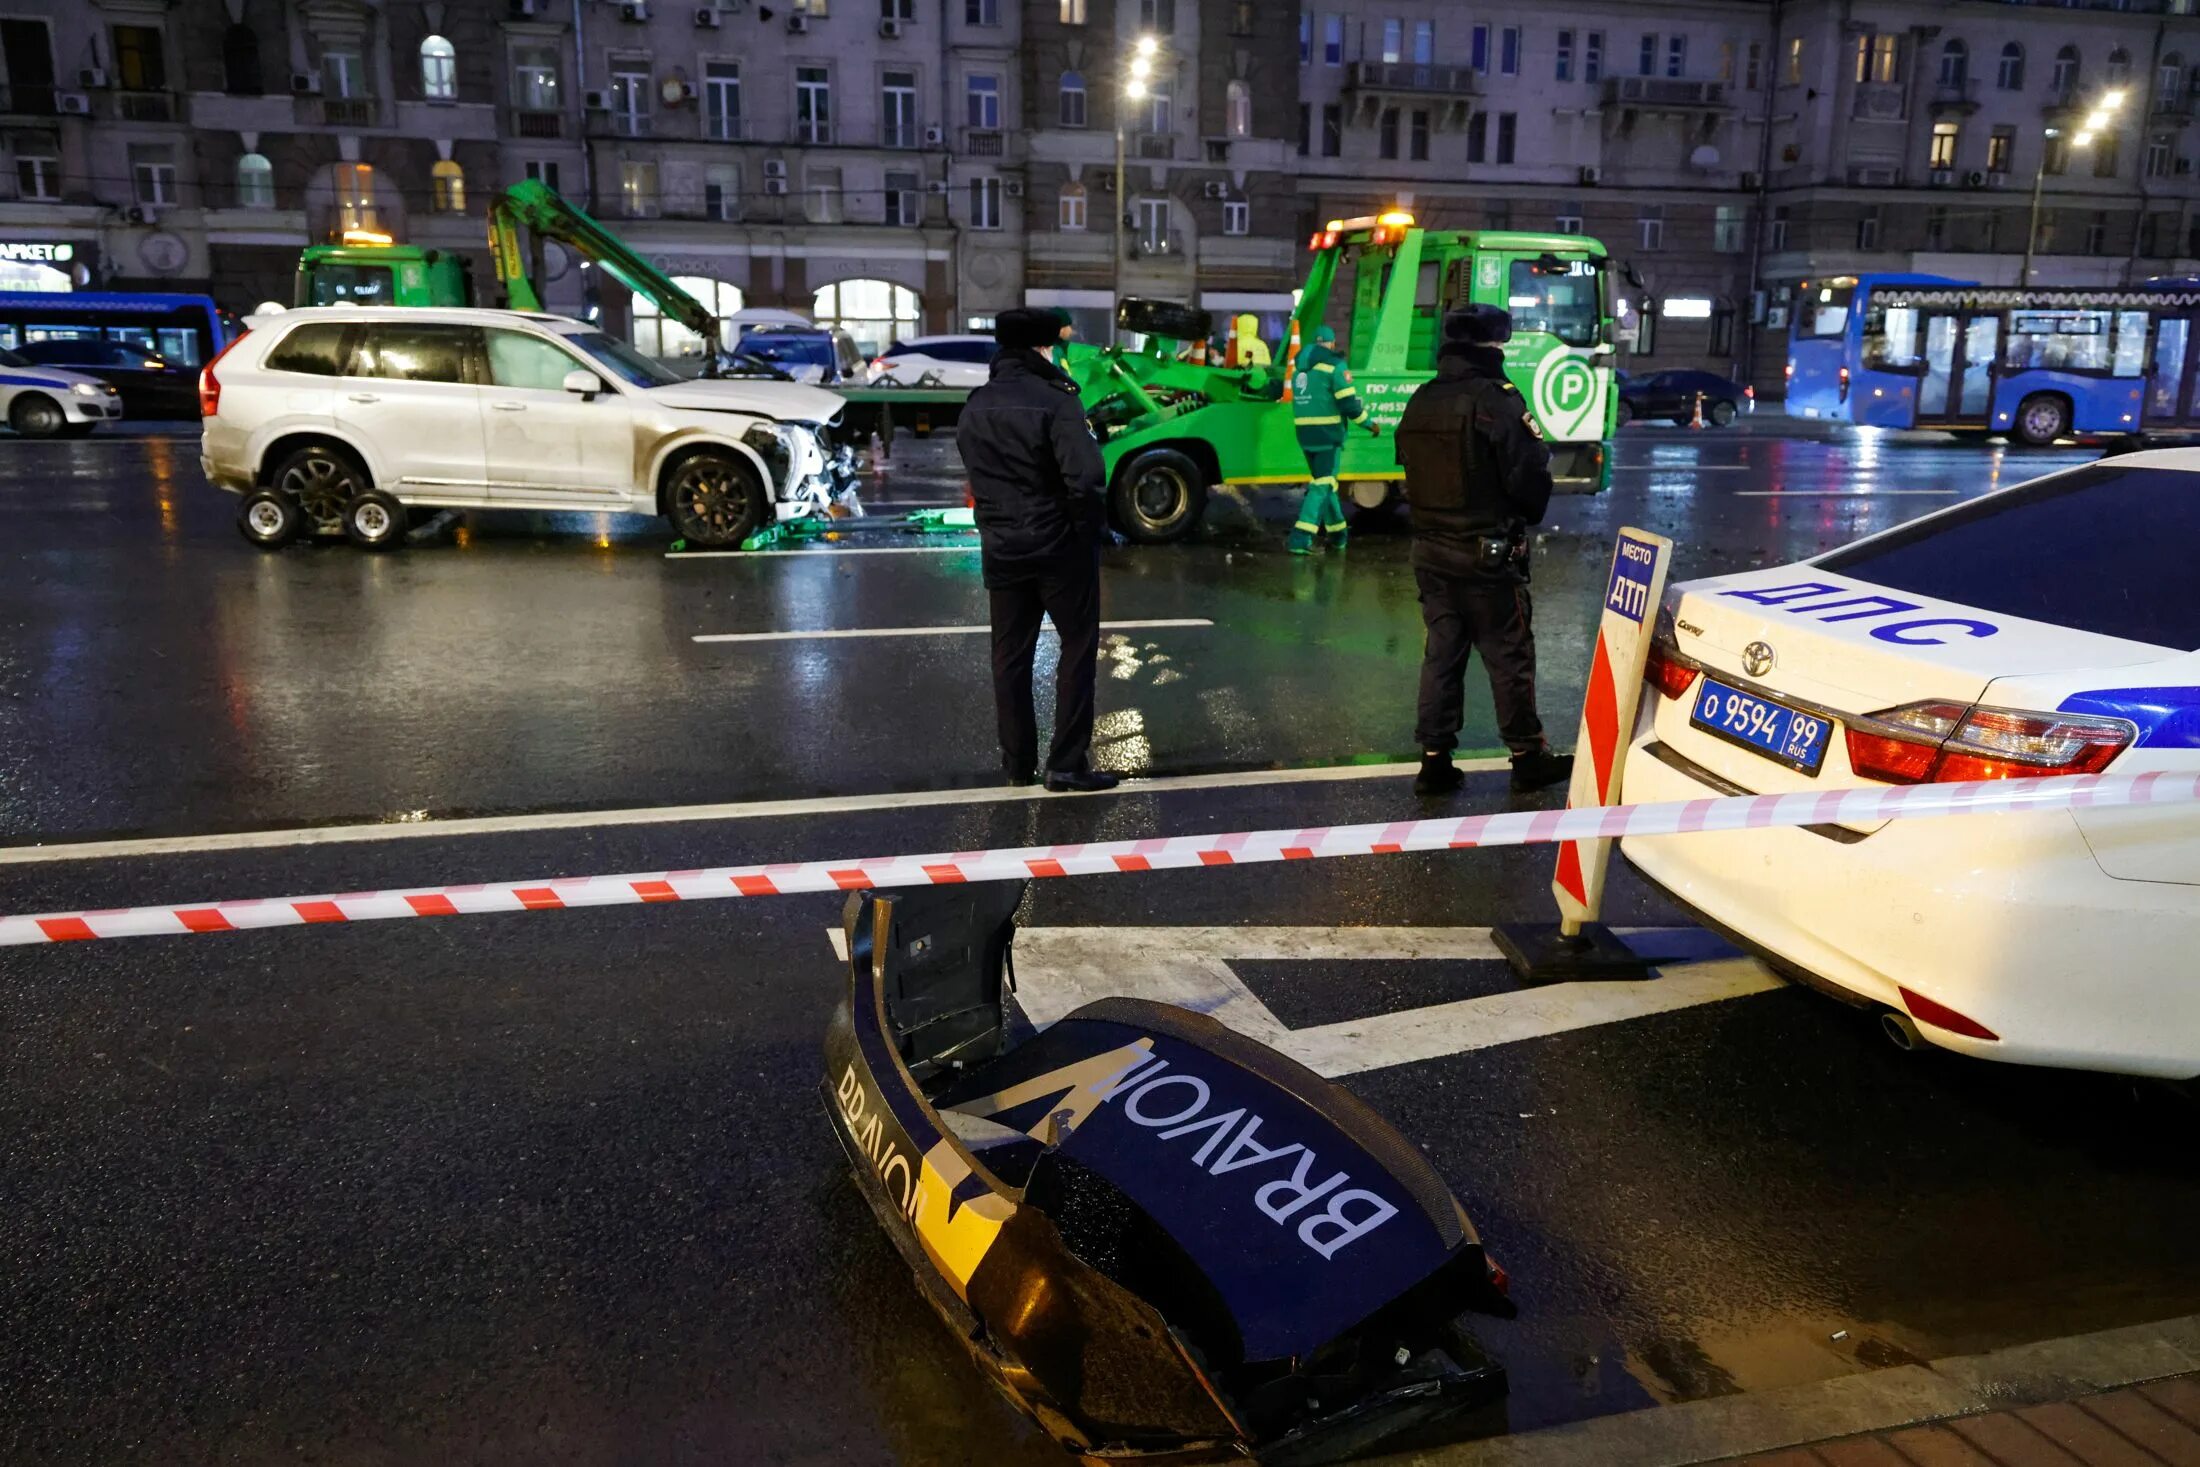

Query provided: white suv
[200,307,860,550]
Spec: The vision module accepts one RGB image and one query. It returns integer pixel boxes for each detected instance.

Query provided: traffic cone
[1689,392,1706,430]
[1190,336,1208,365]
[1222,316,1239,367]
[1281,319,1302,403]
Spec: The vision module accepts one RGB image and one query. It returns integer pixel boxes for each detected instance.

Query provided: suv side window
[264,323,351,376]
[486,328,584,390]
[349,323,480,383]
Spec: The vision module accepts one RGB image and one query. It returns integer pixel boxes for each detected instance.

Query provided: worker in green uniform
[1289,325,1378,555]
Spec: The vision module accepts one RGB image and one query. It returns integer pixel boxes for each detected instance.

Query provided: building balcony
[2153,93,2196,123]
[598,111,651,137]
[511,106,564,138]
[1345,61,1479,98]
[1128,228,1188,260]
[113,89,184,123]
[296,95,382,128]
[1133,131,1175,160]
[702,116,750,142]
[881,124,921,149]
[962,126,1009,156]
[1852,82,1907,122]
[1929,78,1981,115]
[1602,76,1730,111]
[0,83,57,116]
[1197,235,1294,273]
[796,122,833,144]
[1027,229,1113,264]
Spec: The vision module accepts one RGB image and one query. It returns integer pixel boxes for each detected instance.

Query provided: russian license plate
[1689,677,1833,775]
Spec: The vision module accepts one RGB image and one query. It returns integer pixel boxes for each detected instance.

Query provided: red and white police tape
[4,771,2195,948]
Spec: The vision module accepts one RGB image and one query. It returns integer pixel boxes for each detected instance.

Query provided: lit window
[235,151,275,209]
[432,159,465,213]
[420,35,456,101]
[1059,181,1087,230]
[1225,80,1250,138]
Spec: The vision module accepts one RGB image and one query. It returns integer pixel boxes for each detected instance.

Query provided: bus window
[2113,311,2148,377]
[1796,279,1856,337]
[1505,260,1600,346]
[307,263,397,306]
[1864,305,1922,369]
[2007,310,2109,371]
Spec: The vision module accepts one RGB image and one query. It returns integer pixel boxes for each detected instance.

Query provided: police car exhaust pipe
[1881,1009,1926,1053]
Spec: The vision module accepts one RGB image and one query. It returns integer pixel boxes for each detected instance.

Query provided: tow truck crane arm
[487,179,717,350]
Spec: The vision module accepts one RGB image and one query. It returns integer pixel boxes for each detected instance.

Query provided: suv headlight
[71,382,101,397]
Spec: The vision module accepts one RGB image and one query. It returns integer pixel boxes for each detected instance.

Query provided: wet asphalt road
[11,420,2189,1467]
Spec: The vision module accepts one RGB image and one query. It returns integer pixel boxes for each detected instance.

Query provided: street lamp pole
[2024,89,2124,288]
[1116,35,1161,339]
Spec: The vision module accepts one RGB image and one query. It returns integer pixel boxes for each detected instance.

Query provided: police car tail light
[1845,701,2133,784]
[1644,641,1699,701]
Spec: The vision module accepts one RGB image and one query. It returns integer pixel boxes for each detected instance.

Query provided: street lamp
[1115,34,1166,330]
[2022,88,2124,286]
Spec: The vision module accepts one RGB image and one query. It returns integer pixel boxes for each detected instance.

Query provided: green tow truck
[1063,210,1622,541]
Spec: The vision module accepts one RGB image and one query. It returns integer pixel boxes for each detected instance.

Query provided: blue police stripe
[2058,687,2200,750]
[0,374,81,391]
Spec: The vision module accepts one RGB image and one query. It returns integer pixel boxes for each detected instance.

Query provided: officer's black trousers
[989,548,1101,777]
[1413,566,1546,756]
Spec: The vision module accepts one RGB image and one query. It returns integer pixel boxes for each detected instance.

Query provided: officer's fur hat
[995,307,1063,351]
[1442,304,1514,346]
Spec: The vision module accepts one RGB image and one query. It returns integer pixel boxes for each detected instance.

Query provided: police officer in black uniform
[1394,304,1575,797]
[956,306,1119,793]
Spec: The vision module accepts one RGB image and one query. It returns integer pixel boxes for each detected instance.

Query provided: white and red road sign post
[1497,526,1673,982]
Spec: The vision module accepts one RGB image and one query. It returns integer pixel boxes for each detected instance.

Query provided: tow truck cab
[295,240,475,310]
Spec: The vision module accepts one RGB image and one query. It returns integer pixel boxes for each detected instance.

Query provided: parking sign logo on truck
[1531,352,1604,440]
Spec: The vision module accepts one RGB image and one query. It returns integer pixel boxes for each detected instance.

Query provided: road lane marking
[666,543,978,559]
[0,758,1506,866]
[1735,489,1963,498]
[820,924,1781,1075]
[693,618,1212,643]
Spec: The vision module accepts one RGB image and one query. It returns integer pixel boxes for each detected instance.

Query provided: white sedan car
[0,347,123,437]
[1620,452,2198,1078]
[862,335,995,389]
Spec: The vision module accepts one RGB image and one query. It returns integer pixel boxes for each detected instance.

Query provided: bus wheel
[2014,393,2071,447]
[9,394,65,438]
[1110,447,1208,543]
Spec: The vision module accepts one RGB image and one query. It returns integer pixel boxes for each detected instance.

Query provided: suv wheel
[666,450,768,548]
[9,394,65,438]
[343,489,408,550]
[237,488,300,548]
[272,443,367,537]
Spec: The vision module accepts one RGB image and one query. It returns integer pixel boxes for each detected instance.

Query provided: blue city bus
[0,291,232,370]
[1787,273,2200,445]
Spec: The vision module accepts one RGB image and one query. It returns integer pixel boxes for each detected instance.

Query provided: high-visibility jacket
[1291,341,1365,447]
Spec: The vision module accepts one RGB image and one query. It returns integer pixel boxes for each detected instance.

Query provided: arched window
[1225,79,1251,137]
[814,278,920,358]
[1997,42,2024,91]
[222,23,261,95]
[1058,69,1086,127]
[1058,181,1087,230]
[634,275,745,360]
[2163,54,2186,107]
[1937,38,1967,88]
[2107,46,2131,86]
[431,159,465,213]
[335,161,381,236]
[420,35,456,101]
[2052,45,2080,99]
[235,151,274,208]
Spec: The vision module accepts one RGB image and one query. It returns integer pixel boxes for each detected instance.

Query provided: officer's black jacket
[1394,343,1555,579]
[955,348,1108,585]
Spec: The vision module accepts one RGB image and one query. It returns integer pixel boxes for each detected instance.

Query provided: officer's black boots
[1509,749,1575,794]
[1045,769,1121,793]
[1413,752,1465,796]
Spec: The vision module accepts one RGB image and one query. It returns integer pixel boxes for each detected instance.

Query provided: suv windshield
[740,332,835,370]
[566,330,681,388]
[1816,464,2200,650]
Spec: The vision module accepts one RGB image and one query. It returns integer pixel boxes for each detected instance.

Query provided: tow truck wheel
[1110,447,1208,544]
[666,449,767,548]
[9,393,65,438]
[236,488,300,549]
[2014,392,2072,447]
[342,489,408,551]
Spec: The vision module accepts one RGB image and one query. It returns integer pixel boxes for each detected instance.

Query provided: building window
[323,46,366,99]
[1502,27,1521,76]
[635,275,744,358]
[619,159,658,218]
[1413,21,1433,65]
[1713,203,1744,252]
[1297,102,1309,154]
[1058,181,1086,230]
[1223,198,1249,235]
[797,66,832,143]
[431,158,465,213]
[1226,79,1250,138]
[15,150,58,202]
[1409,108,1430,160]
[1633,303,1655,355]
[1136,196,1169,251]
[2160,54,2185,107]
[970,175,1001,229]
[129,142,176,205]
[1998,43,2024,92]
[2051,46,2079,100]
[1381,18,1402,64]
[2093,135,2119,177]
[1988,126,2013,173]
[1637,205,1662,250]
[1710,308,1733,356]
[1058,70,1086,127]
[1585,31,1603,83]
[1323,15,1342,66]
[1924,205,1948,249]
[1555,207,1582,234]
[966,74,1000,129]
[1556,29,1574,81]
[806,166,843,224]
[705,164,740,221]
[524,159,561,192]
[1930,121,1959,170]
[1378,105,1400,159]
[609,64,650,135]
[2044,131,2069,175]
[1938,39,1967,88]
[2086,210,2108,253]
[2107,46,2131,86]
[113,24,167,92]
[965,0,997,24]
[1140,0,1174,32]
[1496,112,1516,163]
[2148,133,2173,178]
[1061,0,1085,22]
[515,47,559,110]
[1638,33,1656,79]
[883,0,915,17]
[1768,204,1788,250]
[884,168,918,226]
[1856,205,1881,250]
[235,151,274,208]
[1472,24,1490,74]
[704,62,741,140]
[1466,110,1487,163]
[1141,81,1168,135]
[1666,35,1686,78]
[420,35,456,101]
[222,23,259,95]
[1786,36,1803,85]
[1856,33,1899,85]
[1321,103,1341,156]
[334,161,379,233]
[882,69,917,147]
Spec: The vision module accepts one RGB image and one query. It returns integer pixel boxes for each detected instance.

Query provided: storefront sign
[0,242,75,263]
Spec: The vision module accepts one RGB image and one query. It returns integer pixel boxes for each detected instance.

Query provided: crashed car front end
[741,418,863,521]
[822,887,1511,1464]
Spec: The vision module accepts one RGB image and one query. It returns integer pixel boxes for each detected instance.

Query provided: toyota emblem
[1743,641,1776,679]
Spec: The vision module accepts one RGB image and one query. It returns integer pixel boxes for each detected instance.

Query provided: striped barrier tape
[3,771,2195,948]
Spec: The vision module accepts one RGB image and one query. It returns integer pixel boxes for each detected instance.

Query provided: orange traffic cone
[1223,316,1240,367]
[1689,392,1706,430]
[1281,319,1303,402]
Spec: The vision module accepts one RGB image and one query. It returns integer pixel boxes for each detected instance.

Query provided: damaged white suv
[200,306,860,549]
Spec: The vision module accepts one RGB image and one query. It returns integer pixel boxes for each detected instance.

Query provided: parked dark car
[13,338,201,418]
[1617,369,1754,427]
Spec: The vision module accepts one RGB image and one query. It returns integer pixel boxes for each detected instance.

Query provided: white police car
[0,347,121,437]
[1620,451,2199,1079]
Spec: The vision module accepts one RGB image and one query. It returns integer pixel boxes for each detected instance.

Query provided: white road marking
[693,618,1212,643]
[665,543,978,559]
[820,924,1782,1074]
[1735,489,1963,498]
[0,758,1508,866]
[1610,464,1758,473]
